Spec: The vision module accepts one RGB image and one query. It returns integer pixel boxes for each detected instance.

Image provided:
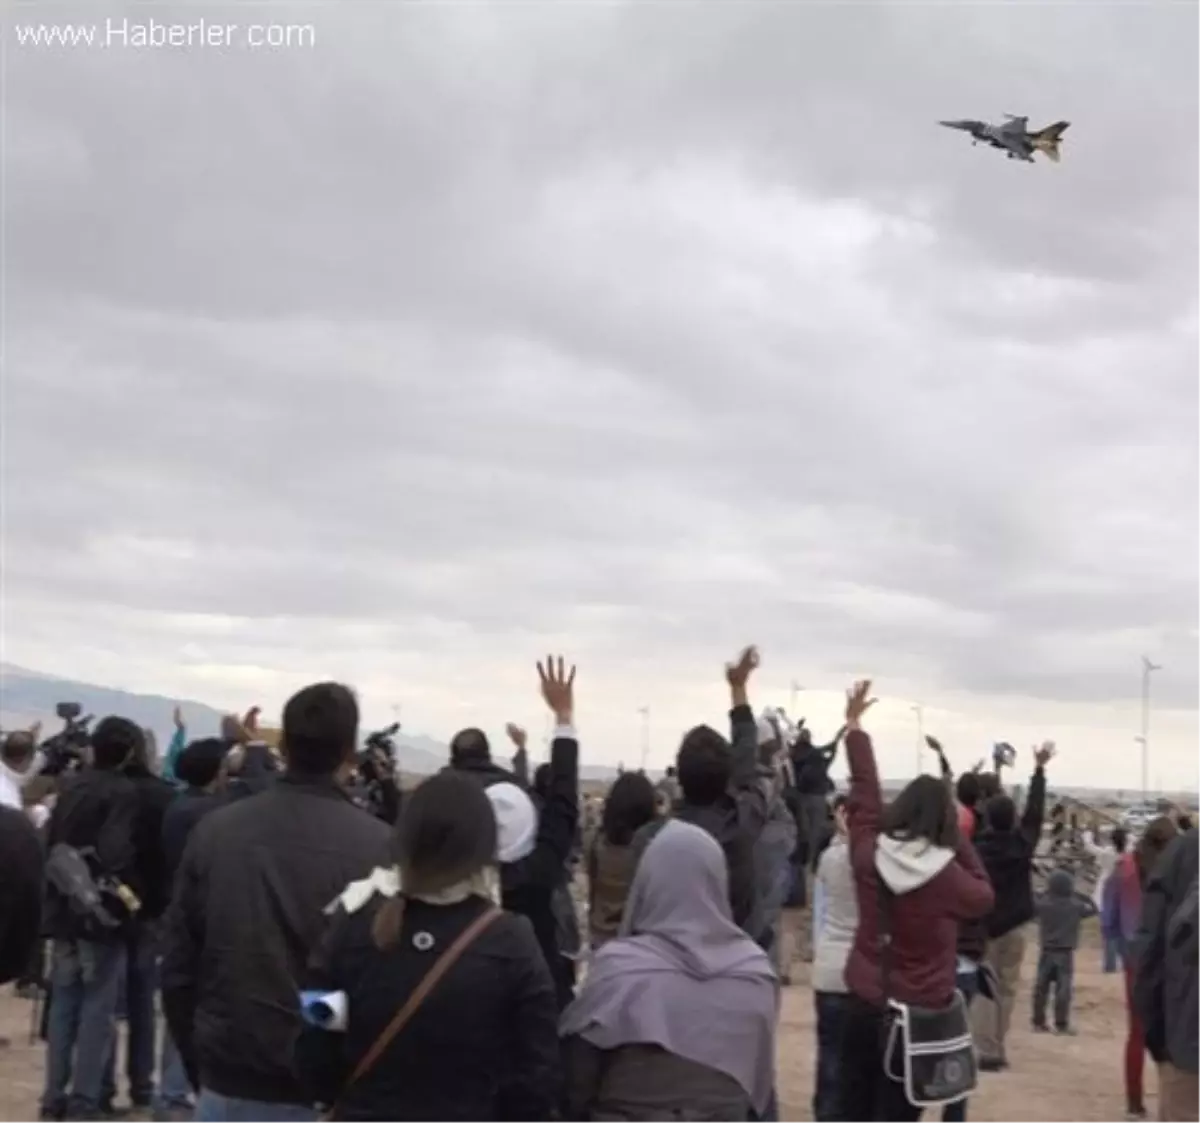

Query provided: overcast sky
[4,2,1197,787]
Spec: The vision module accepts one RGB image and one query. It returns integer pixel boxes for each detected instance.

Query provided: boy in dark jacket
[969,744,1050,1071]
[1032,868,1096,1034]
[632,646,772,939]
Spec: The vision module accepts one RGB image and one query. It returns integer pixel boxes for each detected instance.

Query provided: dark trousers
[837,995,923,1122]
[941,965,980,1122]
[1032,948,1075,1029]
[814,991,850,1121]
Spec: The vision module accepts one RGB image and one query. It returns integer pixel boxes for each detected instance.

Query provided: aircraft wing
[939,119,985,132]
[1002,114,1029,132]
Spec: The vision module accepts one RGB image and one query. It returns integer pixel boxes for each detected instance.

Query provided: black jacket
[161,775,391,1104]
[43,767,139,938]
[295,895,560,1120]
[791,728,846,797]
[0,806,44,984]
[126,766,178,920]
[973,765,1046,940]
[448,730,579,1007]
[161,788,224,890]
[1135,828,1198,1071]
[634,705,771,937]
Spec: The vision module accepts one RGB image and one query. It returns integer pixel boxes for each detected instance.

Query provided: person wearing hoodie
[968,744,1051,1071]
[1032,868,1096,1034]
[839,681,994,1122]
[811,795,857,1122]
[446,656,580,1009]
[1134,827,1198,1123]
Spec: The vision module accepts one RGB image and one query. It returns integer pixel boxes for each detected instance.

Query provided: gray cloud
[3,1,1196,783]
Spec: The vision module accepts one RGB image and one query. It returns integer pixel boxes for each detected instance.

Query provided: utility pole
[1141,656,1161,804]
[911,704,924,777]
[637,706,650,772]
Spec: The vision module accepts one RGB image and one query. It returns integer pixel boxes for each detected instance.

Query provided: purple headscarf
[560,819,778,1114]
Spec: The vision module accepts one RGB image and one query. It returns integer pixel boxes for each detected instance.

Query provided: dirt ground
[0,922,1152,1122]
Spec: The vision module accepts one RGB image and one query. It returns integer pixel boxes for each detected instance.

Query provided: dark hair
[281,683,358,777]
[955,772,981,809]
[1135,816,1179,887]
[977,772,1001,802]
[1178,814,1193,833]
[832,793,849,813]
[371,772,498,950]
[1111,826,1128,853]
[449,727,490,767]
[602,771,657,846]
[676,725,732,806]
[881,774,958,849]
[176,738,228,789]
[533,763,551,803]
[2,730,35,767]
[91,717,145,771]
[985,794,1017,833]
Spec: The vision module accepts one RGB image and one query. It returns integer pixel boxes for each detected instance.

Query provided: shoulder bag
[322,905,502,1121]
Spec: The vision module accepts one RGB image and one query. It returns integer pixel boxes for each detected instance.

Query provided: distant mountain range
[0,662,620,780]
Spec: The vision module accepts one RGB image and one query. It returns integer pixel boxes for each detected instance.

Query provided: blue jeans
[102,924,159,1107]
[814,991,849,1121]
[195,1090,318,1122]
[156,1028,193,1111]
[942,961,980,1122]
[41,939,127,1119]
[1103,934,1122,974]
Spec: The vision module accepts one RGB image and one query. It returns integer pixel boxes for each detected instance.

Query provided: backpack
[45,843,138,942]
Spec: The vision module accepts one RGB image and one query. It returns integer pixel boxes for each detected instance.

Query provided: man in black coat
[162,683,390,1120]
[0,805,43,986]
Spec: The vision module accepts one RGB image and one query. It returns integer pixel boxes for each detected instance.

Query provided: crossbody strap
[326,905,501,1119]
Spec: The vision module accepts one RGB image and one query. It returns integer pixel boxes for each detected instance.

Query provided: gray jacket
[1036,868,1096,951]
[1135,829,1198,1073]
[812,837,858,994]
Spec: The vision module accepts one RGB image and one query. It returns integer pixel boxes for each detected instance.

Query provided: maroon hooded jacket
[843,729,994,1009]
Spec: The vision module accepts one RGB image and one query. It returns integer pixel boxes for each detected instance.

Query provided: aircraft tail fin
[1030,120,1070,163]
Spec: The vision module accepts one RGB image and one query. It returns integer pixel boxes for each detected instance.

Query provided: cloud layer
[4,2,1197,786]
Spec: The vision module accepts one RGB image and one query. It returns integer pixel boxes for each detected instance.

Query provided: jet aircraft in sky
[939,114,1070,163]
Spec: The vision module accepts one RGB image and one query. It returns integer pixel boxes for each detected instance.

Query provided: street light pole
[1141,656,1161,803]
[637,706,650,772]
[911,704,924,777]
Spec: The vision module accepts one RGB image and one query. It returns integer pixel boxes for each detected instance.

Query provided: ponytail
[371,895,408,951]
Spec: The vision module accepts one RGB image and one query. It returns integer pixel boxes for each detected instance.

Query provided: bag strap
[326,905,501,1118]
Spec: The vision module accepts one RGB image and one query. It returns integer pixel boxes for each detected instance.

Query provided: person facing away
[1,727,46,811]
[968,745,1051,1072]
[561,818,778,1122]
[1104,815,1181,1121]
[1134,827,1198,1123]
[1031,867,1096,1034]
[445,657,581,1008]
[40,716,143,1123]
[810,795,857,1123]
[838,681,994,1123]
[161,683,391,1123]
[295,770,561,1121]
[632,646,773,939]
[1081,824,1127,973]
[587,770,658,952]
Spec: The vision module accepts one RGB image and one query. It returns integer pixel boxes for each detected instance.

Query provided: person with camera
[1,725,47,811]
[39,716,144,1122]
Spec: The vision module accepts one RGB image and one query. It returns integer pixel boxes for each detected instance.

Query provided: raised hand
[243,706,262,736]
[844,679,877,729]
[505,722,528,750]
[28,721,42,743]
[1034,740,1056,769]
[173,705,185,731]
[537,656,576,725]
[725,646,760,688]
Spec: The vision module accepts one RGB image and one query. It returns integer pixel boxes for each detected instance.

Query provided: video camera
[348,722,400,821]
[39,702,94,777]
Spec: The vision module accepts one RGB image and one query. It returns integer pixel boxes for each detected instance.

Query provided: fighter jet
[939,114,1070,163]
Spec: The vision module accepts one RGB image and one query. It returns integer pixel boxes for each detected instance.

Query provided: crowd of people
[0,647,1196,1122]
